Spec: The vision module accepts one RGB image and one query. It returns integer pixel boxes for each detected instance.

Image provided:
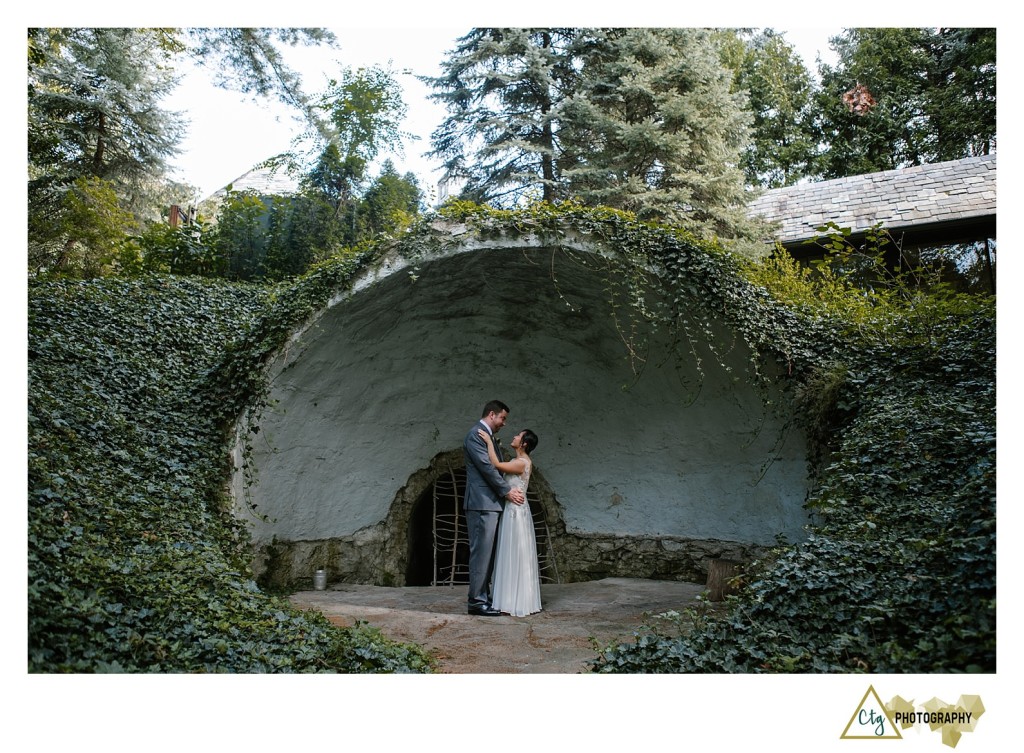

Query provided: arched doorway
[404,459,561,587]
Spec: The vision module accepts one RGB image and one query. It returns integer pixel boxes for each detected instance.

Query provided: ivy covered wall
[29,202,993,673]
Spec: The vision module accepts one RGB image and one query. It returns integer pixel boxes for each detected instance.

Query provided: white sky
[166,27,841,200]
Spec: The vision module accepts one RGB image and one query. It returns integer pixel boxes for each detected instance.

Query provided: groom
[463,399,525,616]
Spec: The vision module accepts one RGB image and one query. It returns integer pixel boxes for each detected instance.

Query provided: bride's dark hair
[521,429,539,455]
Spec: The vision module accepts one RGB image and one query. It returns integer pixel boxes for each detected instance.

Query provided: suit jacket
[463,421,511,512]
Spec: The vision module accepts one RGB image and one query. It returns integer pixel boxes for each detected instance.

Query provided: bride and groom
[463,399,542,617]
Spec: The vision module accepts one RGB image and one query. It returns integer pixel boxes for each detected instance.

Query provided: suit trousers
[466,508,500,607]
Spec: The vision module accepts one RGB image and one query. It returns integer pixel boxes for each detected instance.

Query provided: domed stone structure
[231,217,811,588]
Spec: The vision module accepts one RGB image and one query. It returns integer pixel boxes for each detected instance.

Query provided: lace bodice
[506,457,532,495]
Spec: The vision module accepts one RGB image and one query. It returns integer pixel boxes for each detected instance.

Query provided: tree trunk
[706,558,743,601]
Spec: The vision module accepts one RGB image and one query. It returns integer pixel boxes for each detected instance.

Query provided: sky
[166,27,841,201]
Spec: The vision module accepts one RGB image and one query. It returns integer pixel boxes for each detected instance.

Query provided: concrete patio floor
[289,577,707,673]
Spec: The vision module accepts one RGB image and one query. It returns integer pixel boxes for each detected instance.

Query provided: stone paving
[289,577,706,673]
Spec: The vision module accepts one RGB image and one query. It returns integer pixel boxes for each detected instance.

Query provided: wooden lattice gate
[422,461,559,587]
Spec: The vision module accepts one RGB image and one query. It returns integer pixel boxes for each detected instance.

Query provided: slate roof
[747,153,996,246]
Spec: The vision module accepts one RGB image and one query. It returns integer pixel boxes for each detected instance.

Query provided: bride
[477,427,542,616]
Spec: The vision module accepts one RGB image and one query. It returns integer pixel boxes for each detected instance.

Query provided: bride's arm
[478,429,526,474]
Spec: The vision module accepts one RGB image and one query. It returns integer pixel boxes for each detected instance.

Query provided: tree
[925,28,996,161]
[813,28,996,179]
[212,191,268,281]
[260,193,339,280]
[425,28,581,205]
[211,159,421,283]
[358,160,423,239]
[183,28,335,117]
[28,176,139,277]
[27,27,337,277]
[183,65,415,282]
[727,29,819,187]
[28,28,184,275]
[290,65,412,238]
[560,28,764,245]
[427,28,768,250]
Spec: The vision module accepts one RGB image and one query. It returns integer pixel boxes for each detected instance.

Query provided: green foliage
[813,28,996,178]
[28,203,994,674]
[182,28,336,111]
[28,275,432,672]
[130,220,225,277]
[29,176,140,278]
[724,29,820,187]
[288,63,412,209]
[742,222,991,328]
[589,226,995,672]
[27,27,339,279]
[427,28,767,248]
[200,156,422,283]
[200,62,419,284]
[27,28,186,273]
[358,160,423,239]
[560,28,764,247]
[313,65,410,167]
[425,28,579,204]
[211,191,273,280]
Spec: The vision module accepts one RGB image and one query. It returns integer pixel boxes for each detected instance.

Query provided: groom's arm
[465,431,519,500]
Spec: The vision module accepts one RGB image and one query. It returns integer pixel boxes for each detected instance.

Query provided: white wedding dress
[490,457,542,616]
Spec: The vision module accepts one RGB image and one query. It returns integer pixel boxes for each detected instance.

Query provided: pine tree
[28,29,185,210]
[424,28,581,205]
[358,160,423,238]
[560,28,763,245]
[28,28,186,274]
[27,27,337,277]
[813,28,996,178]
[925,28,996,161]
[730,29,819,187]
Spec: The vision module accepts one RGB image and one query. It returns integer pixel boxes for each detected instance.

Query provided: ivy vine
[28,275,432,672]
[28,201,995,673]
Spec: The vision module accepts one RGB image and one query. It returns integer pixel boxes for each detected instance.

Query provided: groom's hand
[507,488,525,505]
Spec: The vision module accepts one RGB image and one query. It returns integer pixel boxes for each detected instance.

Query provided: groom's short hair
[481,399,510,418]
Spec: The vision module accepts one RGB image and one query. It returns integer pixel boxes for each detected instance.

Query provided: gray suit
[463,421,511,608]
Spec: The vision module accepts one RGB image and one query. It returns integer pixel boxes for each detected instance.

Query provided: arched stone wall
[232,230,810,588]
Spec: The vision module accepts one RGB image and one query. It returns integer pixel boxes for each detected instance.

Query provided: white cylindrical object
[313,569,327,590]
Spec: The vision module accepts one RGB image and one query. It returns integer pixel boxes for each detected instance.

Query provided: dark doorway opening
[406,466,469,586]
[405,463,559,587]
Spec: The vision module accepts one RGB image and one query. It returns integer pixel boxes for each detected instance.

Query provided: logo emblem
[841,685,902,739]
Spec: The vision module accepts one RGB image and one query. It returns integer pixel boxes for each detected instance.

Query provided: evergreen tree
[424,28,581,205]
[27,26,337,278]
[28,28,185,275]
[730,29,819,187]
[813,28,996,178]
[925,28,996,161]
[291,65,411,241]
[561,28,763,245]
[358,160,423,238]
[183,28,335,118]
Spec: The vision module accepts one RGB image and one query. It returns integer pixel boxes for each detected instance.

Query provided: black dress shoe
[468,605,502,616]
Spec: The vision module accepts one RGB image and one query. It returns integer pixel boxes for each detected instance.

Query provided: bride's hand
[477,429,493,446]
